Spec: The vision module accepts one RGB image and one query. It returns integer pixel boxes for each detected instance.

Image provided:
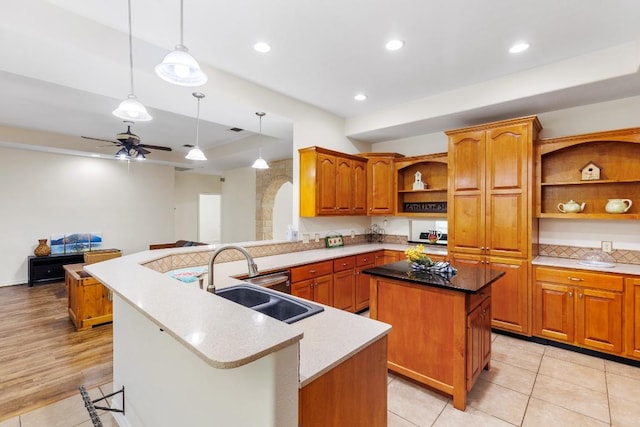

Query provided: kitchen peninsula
[84,244,397,426]
[364,261,505,411]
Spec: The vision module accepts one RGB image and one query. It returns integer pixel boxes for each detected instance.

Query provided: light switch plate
[601,241,612,253]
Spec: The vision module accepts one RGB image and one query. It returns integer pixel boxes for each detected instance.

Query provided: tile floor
[2,333,640,426]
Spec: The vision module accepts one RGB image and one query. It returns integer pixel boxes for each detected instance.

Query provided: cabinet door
[333,269,355,312]
[481,298,492,368]
[313,274,333,306]
[625,278,640,359]
[485,123,529,258]
[292,279,313,301]
[352,159,367,215]
[534,282,574,343]
[335,156,353,214]
[367,157,396,215]
[466,303,484,388]
[448,131,486,255]
[317,153,337,215]
[488,257,529,335]
[355,266,370,312]
[576,287,623,353]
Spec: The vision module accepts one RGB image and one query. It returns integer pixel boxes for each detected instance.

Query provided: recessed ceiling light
[354,94,367,101]
[385,39,405,51]
[254,42,271,53]
[509,42,530,54]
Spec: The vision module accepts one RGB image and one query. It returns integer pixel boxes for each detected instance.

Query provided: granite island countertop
[84,243,425,387]
[363,261,504,293]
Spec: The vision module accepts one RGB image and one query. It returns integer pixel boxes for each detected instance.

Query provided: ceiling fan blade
[82,136,119,145]
[139,144,172,152]
[136,147,151,155]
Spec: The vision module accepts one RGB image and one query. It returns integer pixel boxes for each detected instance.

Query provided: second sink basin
[216,284,324,324]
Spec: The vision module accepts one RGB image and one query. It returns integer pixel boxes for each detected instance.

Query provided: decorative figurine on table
[412,171,426,190]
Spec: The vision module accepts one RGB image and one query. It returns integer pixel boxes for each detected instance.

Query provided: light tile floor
[2,333,640,426]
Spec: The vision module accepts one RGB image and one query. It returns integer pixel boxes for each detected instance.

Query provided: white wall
[273,182,293,241]
[221,167,256,243]
[0,147,175,285]
[174,172,222,242]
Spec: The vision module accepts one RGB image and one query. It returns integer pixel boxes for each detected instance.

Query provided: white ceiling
[1,0,640,173]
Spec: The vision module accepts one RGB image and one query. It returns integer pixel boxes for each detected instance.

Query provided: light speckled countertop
[85,243,432,387]
[533,256,640,276]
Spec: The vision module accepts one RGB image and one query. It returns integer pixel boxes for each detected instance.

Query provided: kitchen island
[364,261,504,411]
[84,244,393,426]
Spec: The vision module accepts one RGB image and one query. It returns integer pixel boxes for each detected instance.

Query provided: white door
[199,194,221,244]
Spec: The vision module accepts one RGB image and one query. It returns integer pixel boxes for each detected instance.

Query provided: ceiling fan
[82,121,172,159]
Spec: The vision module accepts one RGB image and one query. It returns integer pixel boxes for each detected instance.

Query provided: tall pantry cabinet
[446,116,541,335]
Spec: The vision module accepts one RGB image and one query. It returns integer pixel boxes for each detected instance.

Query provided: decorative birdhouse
[580,161,601,181]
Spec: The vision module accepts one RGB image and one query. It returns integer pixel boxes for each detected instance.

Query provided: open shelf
[536,128,640,219]
[395,153,448,217]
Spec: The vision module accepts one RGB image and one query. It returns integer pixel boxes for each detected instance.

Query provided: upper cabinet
[299,146,367,217]
[360,153,404,216]
[394,153,448,217]
[536,127,640,219]
[446,116,541,258]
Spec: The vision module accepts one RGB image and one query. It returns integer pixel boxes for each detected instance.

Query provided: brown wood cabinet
[533,267,624,354]
[395,153,448,217]
[447,116,541,336]
[536,127,640,219]
[299,146,367,217]
[374,250,402,266]
[360,152,404,215]
[333,256,356,312]
[290,260,333,306]
[369,274,492,411]
[299,335,388,426]
[355,252,376,311]
[64,264,112,331]
[451,254,530,335]
[625,277,640,360]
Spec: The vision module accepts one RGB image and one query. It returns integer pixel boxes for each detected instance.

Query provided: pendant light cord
[195,96,201,148]
[180,0,184,46]
[127,0,135,95]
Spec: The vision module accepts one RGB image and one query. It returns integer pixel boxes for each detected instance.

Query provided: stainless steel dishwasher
[242,270,291,294]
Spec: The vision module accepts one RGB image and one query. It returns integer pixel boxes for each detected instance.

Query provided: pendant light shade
[186,92,207,161]
[252,112,269,169]
[155,0,207,87]
[113,0,152,121]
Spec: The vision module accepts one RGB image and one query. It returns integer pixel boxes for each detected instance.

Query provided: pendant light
[186,92,207,160]
[252,112,269,169]
[155,0,207,87]
[112,0,152,121]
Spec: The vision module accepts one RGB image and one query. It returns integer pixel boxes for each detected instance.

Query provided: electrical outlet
[302,234,310,244]
[601,241,613,253]
[350,230,355,238]
[314,233,320,243]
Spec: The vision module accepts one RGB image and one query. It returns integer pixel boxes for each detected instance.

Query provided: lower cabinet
[466,290,491,389]
[625,277,640,359]
[374,250,402,266]
[355,252,376,311]
[333,256,356,312]
[64,264,113,331]
[290,260,333,306]
[451,253,530,335]
[533,267,623,354]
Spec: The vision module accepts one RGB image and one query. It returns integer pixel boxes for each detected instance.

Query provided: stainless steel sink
[216,284,324,324]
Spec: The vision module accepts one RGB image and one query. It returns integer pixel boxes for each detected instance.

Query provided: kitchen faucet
[207,245,259,294]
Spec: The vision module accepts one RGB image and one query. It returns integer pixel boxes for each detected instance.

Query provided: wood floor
[0,281,112,422]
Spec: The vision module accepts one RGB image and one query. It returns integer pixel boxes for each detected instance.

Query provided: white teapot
[605,199,632,214]
[557,200,585,213]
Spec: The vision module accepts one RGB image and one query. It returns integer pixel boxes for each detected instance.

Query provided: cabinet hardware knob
[568,277,583,281]
[569,291,573,297]
[310,269,317,274]
[579,293,583,299]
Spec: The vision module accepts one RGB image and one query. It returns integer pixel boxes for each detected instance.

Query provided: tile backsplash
[539,244,640,265]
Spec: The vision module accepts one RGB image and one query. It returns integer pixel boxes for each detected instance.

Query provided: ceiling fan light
[133,149,146,160]
[252,157,269,169]
[115,147,130,159]
[155,45,208,87]
[186,146,207,161]
[112,94,153,121]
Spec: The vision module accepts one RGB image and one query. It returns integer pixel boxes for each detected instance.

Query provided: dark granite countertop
[362,261,505,294]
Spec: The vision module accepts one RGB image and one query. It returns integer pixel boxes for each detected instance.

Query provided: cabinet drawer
[290,261,333,282]
[356,252,376,267]
[468,286,491,312]
[535,267,623,292]
[31,264,64,281]
[333,256,356,272]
